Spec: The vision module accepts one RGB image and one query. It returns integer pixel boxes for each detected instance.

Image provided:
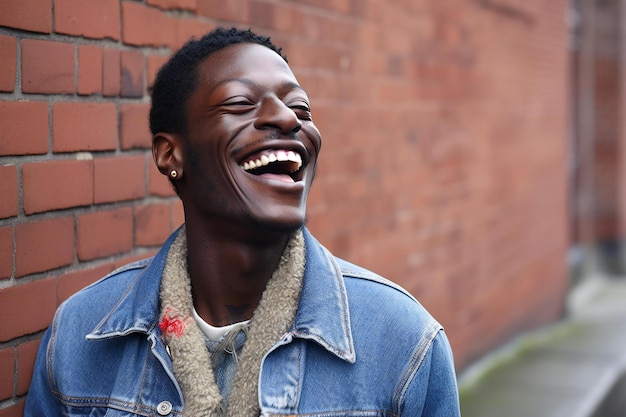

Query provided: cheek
[304,127,322,157]
[184,141,222,186]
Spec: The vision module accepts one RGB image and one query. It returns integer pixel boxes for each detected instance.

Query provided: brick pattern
[587,1,623,246]
[21,39,75,94]
[0,35,17,92]
[22,160,93,214]
[0,227,13,280]
[77,208,134,260]
[120,103,152,149]
[0,101,48,156]
[0,348,13,400]
[93,156,145,204]
[54,0,120,40]
[77,45,103,95]
[0,0,572,410]
[14,218,74,277]
[52,102,117,151]
[0,0,52,34]
[0,166,18,219]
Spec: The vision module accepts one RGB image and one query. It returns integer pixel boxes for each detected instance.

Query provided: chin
[248,208,307,234]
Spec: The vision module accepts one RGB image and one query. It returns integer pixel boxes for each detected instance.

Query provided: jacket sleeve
[24,319,64,416]
[402,329,461,416]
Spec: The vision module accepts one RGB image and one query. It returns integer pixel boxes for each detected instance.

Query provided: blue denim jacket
[25,228,460,416]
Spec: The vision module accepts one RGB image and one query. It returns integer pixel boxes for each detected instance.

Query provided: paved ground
[458,277,626,417]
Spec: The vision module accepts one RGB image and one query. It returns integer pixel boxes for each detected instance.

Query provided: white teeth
[240,150,303,172]
[276,151,288,161]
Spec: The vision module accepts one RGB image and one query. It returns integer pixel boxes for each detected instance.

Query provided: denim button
[157,401,172,415]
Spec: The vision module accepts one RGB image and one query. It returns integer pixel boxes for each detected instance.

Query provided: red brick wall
[591,0,622,265]
[570,0,626,275]
[0,0,570,413]
[592,0,622,272]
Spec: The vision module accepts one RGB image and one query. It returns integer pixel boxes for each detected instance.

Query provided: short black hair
[149,27,287,136]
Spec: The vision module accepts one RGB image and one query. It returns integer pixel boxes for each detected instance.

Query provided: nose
[254,96,302,135]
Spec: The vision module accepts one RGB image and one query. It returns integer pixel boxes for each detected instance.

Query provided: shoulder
[63,227,181,316]
[337,258,418,303]
[45,257,158,371]
[334,257,455,400]
[302,229,440,334]
[52,258,152,335]
[83,258,151,292]
[62,258,150,311]
[336,257,442,338]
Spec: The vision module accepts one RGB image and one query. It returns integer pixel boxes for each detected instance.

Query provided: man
[25,27,461,416]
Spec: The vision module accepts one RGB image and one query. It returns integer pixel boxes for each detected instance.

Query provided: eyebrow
[209,77,305,94]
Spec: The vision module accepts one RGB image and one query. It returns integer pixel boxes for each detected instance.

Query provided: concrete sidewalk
[458,277,626,417]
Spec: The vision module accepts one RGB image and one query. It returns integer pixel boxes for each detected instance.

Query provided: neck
[184,217,294,327]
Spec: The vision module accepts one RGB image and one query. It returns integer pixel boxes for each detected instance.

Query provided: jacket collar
[294,229,355,363]
[87,228,181,339]
[87,227,356,364]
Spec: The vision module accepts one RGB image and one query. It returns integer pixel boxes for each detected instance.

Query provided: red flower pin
[159,307,188,338]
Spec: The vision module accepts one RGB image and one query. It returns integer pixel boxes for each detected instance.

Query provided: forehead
[198,43,298,88]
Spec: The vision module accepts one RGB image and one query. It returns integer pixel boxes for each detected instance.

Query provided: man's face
[179,43,322,232]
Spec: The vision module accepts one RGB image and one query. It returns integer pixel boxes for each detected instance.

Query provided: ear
[153,133,184,179]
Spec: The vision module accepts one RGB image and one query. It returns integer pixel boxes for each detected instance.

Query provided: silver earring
[170,170,178,179]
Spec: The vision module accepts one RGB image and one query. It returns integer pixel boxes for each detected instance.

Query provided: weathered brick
[77,208,133,261]
[93,155,145,204]
[121,1,177,47]
[135,203,171,246]
[57,264,114,304]
[0,226,12,280]
[249,0,275,29]
[0,347,14,400]
[113,251,156,270]
[120,50,144,97]
[120,103,151,149]
[78,44,103,95]
[0,35,17,92]
[146,54,169,88]
[197,0,250,23]
[0,278,57,341]
[102,48,121,97]
[16,339,40,395]
[0,101,48,156]
[22,160,94,215]
[55,0,120,40]
[52,102,117,152]
[0,165,18,219]
[174,17,215,49]
[21,39,75,94]
[291,0,350,13]
[147,0,197,11]
[0,0,52,33]
[271,3,303,34]
[0,400,25,417]
[15,218,74,278]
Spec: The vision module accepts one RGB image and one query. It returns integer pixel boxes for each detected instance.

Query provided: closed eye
[290,104,312,120]
[224,100,254,107]
[220,99,256,113]
[291,104,310,111]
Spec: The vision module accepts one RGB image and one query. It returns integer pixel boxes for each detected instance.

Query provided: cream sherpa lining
[159,227,305,417]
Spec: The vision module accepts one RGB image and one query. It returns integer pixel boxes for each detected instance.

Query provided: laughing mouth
[240,149,303,181]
